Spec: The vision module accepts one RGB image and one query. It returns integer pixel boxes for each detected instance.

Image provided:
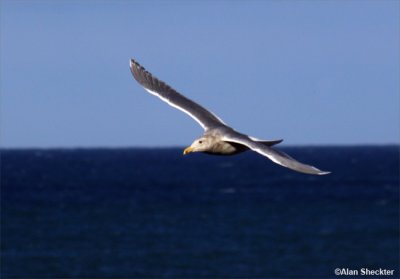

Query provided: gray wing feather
[130,59,226,130]
[223,133,330,175]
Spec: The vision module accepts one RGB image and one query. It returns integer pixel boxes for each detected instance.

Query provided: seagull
[129,58,330,175]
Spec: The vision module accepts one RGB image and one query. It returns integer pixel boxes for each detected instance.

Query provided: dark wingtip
[129,58,147,83]
[129,57,174,93]
[130,58,141,71]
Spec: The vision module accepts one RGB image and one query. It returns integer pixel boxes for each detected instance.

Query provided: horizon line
[1,143,399,151]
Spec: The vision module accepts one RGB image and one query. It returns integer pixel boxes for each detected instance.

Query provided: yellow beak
[183,146,194,155]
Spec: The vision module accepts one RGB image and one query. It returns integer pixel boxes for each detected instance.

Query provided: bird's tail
[257,139,283,147]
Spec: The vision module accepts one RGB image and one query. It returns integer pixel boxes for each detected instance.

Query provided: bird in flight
[129,58,330,175]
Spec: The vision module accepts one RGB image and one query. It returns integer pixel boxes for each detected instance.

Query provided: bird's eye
[199,140,203,144]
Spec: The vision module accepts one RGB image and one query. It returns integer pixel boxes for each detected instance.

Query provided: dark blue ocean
[1,146,399,278]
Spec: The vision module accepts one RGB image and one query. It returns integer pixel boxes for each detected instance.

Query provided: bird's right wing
[222,133,330,175]
[130,59,226,131]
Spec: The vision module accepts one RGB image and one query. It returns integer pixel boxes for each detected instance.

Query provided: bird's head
[183,137,212,155]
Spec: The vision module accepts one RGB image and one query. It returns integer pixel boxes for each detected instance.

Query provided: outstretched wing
[130,59,226,131]
[223,132,330,175]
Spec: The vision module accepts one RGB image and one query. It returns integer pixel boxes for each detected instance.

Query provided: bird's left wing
[222,133,330,175]
[130,59,226,131]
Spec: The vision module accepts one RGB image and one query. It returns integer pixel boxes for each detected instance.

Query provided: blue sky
[1,0,399,147]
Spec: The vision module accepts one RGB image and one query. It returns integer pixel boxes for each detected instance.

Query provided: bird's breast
[203,141,248,156]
